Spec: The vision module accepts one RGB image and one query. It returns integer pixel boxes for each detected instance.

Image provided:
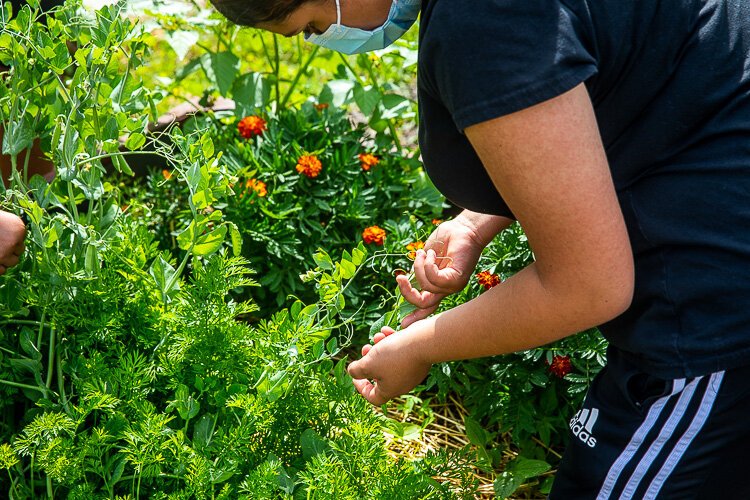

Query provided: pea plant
[0,2,482,497]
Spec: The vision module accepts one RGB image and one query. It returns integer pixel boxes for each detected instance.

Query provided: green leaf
[232,72,271,112]
[176,221,196,251]
[193,414,214,449]
[353,82,381,117]
[200,134,214,159]
[494,472,524,499]
[2,116,33,156]
[326,337,338,355]
[193,225,227,256]
[507,457,551,479]
[165,29,199,61]
[463,415,489,447]
[125,132,146,151]
[290,300,303,320]
[109,455,125,484]
[312,340,324,359]
[313,250,333,270]
[351,246,366,266]
[19,330,41,361]
[338,259,356,280]
[300,429,328,460]
[380,93,411,119]
[149,255,180,300]
[209,51,240,96]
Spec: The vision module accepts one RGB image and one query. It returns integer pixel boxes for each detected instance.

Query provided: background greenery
[0,1,606,497]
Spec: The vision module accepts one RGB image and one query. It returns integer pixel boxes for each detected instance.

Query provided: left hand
[347,324,433,406]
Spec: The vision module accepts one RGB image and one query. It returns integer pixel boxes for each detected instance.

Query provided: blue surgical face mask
[305,0,420,55]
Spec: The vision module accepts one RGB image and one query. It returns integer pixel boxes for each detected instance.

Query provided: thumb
[347,357,371,380]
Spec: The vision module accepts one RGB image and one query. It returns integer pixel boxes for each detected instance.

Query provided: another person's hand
[0,210,26,275]
[348,324,432,406]
[397,216,491,327]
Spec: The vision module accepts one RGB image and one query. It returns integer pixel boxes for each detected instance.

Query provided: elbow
[583,266,635,326]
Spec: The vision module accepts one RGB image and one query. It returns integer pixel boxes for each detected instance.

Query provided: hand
[348,324,433,406]
[0,210,26,275]
[397,217,487,327]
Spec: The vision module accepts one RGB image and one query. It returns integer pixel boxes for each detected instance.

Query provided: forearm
[415,261,630,363]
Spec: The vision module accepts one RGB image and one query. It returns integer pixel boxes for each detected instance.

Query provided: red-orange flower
[406,240,424,260]
[237,115,267,138]
[548,355,572,378]
[476,270,501,290]
[359,153,380,171]
[244,178,267,197]
[432,219,443,226]
[296,155,323,178]
[162,169,173,180]
[362,225,386,246]
[314,102,329,111]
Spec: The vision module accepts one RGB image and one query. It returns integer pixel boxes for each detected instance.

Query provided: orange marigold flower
[393,269,407,277]
[237,115,267,139]
[162,169,173,180]
[476,270,501,290]
[548,355,572,378]
[432,218,443,226]
[362,225,386,246]
[244,178,267,197]
[406,240,424,260]
[314,102,329,111]
[359,153,380,171]
[296,155,323,178]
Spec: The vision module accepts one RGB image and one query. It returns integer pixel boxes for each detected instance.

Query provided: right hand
[397,217,488,327]
[0,210,26,275]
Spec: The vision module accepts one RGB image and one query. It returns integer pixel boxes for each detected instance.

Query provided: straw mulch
[379,394,559,499]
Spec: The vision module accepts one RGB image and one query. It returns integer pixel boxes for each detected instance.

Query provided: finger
[413,250,451,294]
[351,377,374,396]
[424,254,463,289]
[373,332,386,343]
[401,304,439,328]
[348,358,370,380]
[13,240,25,255]
[396,274,444,309]
[361,344,372,356]
[361,382,389,406]
[0,254,19,268]
[380,326,396,336]
[352,378,389,406]
[0,264,6,276]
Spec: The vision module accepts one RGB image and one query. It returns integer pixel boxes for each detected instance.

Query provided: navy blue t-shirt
[418,0,750,378]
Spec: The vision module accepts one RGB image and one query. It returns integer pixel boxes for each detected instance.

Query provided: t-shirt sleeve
[419,0,598,131]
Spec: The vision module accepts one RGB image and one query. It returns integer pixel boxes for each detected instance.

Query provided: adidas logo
[569,408,598,448]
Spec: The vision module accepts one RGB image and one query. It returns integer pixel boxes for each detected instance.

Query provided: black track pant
[549,350,750,499]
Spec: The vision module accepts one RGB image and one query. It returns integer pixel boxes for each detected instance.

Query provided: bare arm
[349,84,634,403]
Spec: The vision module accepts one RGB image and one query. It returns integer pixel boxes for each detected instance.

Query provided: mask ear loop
[334,0,342,25]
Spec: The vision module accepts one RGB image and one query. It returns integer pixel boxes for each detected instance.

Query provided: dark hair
[209,0,317,27]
